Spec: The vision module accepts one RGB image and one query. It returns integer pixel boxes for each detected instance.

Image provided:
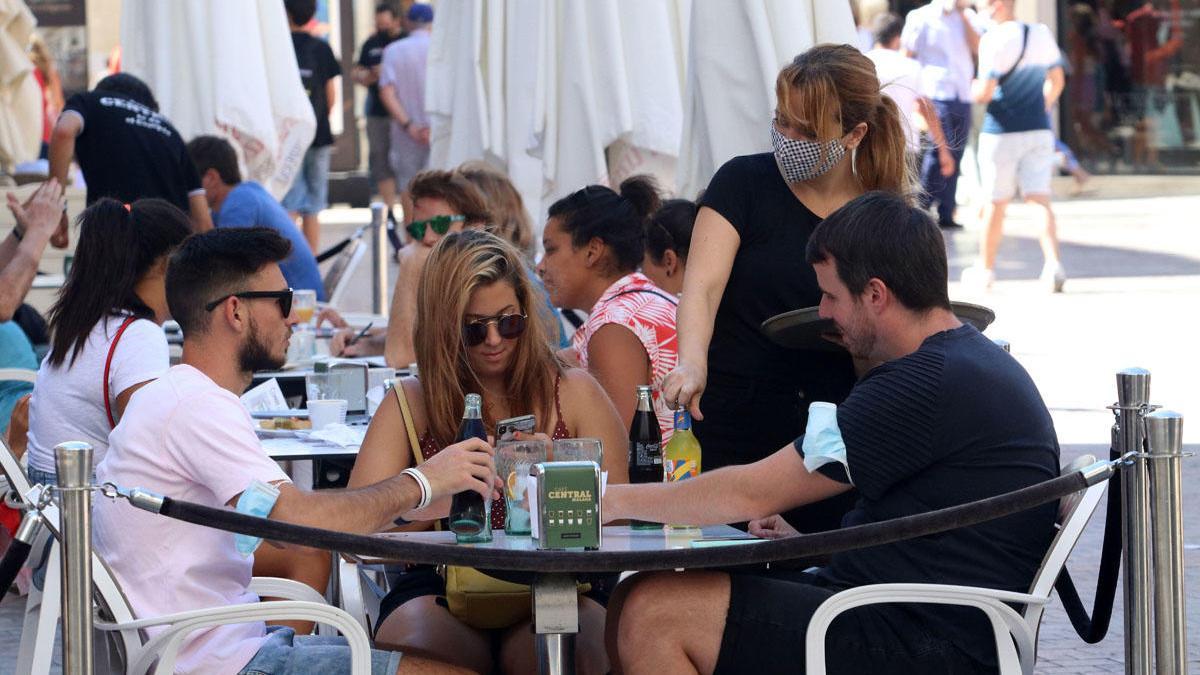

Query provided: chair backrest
[322,229,367,307]
[0,436,33,506]
[1023,454,1106,631]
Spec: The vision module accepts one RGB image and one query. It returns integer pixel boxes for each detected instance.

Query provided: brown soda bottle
[628,385,663,529]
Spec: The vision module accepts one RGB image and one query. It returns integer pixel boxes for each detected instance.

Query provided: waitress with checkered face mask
[660,44,915,534]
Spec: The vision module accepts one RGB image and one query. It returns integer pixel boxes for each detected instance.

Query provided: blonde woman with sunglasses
[349,229,626,674]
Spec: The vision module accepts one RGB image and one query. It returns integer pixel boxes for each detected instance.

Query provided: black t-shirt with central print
[292,31,342,147]
[806,325,1061,669]
[63,91,200,210]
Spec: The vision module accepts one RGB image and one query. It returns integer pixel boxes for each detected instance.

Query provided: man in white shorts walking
[964,0,1066,292]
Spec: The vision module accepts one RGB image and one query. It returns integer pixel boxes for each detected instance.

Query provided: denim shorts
[26,466,57,487]
[282,145,333,215]
[238,626,402,675]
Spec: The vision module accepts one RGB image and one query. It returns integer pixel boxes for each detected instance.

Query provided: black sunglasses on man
[204,288,294,318]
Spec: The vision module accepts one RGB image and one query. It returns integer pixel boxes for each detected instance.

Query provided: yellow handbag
[392,382,533,630]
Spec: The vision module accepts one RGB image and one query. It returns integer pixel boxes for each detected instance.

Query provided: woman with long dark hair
[25,198,191,484]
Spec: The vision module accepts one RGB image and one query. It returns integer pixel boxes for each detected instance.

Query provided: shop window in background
[1062,0,1200,174]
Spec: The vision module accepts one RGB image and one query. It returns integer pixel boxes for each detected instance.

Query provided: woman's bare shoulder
[559,366,607,403]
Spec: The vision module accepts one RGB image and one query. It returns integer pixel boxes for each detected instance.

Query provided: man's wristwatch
[11,223,24,241]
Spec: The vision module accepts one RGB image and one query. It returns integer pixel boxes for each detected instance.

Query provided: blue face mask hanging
[233,479,282,557]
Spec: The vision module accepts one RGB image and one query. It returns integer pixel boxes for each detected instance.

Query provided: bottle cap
[636,385,652,395]
[313,361,330,373]
[673,409,692,430]
[465,393,482,407]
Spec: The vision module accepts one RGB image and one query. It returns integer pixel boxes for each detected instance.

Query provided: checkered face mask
[770,124,846,183]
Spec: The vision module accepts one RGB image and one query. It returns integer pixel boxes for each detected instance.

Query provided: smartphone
[496,414,536,442]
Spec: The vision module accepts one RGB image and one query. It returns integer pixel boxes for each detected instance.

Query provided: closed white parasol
[119,0,316,199]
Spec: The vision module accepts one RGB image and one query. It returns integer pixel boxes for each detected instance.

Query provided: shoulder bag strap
[997,23,1030,86]
[103,316,138,429]
[392,379,424,467]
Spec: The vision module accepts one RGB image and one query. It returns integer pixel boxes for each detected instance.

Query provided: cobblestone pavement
[3,177,1198,673]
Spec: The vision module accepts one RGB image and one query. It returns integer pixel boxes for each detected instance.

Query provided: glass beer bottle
[628,385,663,530]
[449,393,492,542]
[663,409,702,529]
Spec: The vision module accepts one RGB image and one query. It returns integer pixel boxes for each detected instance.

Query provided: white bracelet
[401,467,432,510]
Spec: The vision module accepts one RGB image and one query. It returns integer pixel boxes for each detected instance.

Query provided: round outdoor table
[351,524,754,675]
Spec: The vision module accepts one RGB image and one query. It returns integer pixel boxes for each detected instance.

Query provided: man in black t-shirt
[353,3,406,226]
[47,73,212,247]
[283,0,342,254]
[605,191,1061,674]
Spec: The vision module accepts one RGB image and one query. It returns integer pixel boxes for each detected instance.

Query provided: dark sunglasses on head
[463,313,527,347]
[204,288,294,317]
[407,214,466,241]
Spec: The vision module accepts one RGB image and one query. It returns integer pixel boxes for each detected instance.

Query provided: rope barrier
[103,462,1114,574]
[1053,445,1124,643]
[0,510,43,603]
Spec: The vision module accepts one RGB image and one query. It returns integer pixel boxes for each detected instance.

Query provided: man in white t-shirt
[94,227,492,675]
[866,13,955,178]
[962,0,1066,293]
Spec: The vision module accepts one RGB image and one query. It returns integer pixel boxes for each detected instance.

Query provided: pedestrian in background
[283,0,342,254]
[353,2,407,232]
[902,0,982,229]
[379,3,433,230]
[963,0,1067,293]
[867,13,957,177]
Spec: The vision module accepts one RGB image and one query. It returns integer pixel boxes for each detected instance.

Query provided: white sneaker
[960,266,995,291]
[1041,262,1066,293]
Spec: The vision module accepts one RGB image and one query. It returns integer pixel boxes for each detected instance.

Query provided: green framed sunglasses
[407,214,466,241]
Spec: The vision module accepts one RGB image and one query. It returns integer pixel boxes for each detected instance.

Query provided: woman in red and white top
[538,177,679,440]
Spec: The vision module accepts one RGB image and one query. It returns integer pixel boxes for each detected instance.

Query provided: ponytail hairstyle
[546,175,662,276]
[775,43,915,200]
[645,198,697,265]
[47,198,191,367]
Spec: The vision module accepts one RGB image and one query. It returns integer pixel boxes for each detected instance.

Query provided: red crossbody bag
[103,317,137,428]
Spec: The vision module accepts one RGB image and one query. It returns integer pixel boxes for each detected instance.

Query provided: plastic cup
[293,289,317,327]
[288,330,316,362]
[497,440,547,535]
[308,399,348,430]
[552,438,603,465]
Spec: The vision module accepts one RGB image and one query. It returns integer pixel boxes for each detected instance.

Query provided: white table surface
[261,437,360,460]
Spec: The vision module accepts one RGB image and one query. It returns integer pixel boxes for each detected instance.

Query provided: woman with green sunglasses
[329,170,490,364]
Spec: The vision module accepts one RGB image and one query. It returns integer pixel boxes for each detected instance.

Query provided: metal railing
[369,202,388,317]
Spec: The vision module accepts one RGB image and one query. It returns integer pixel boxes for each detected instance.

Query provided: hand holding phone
[496,414,536,442]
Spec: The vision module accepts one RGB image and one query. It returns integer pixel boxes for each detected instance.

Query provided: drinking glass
[552,438,603,466]
[496,440,547,535]
[293,289,317,328]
